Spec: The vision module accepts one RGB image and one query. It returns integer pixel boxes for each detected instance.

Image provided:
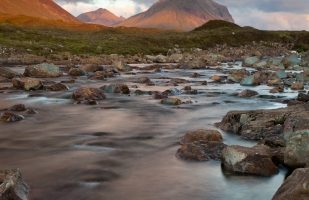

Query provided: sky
[55,0,309,30]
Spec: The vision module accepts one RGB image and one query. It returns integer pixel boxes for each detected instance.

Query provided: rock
[267,78,283,86]
[45,83,69,91]
[283,53,301,68]
[191,73,201,78]
[244,56,260,66]
[238,89,258,97]
[137,77,154,86]
[0,169,29,200]
[284,130,309,168]
[240,75,259,86]
[79,64,103,72]
[291,82,304,90]
[72,87,106,102]
[297,93,309,102]
[254,60,268,68]
[270,85,284,93]
[276,70,287,79]
[211,75,222,82]
[153,91,168,99]
[24,63,61,78]
[162,88,181,96]
[272,168,309,200]
[68,68,86,76]
[9,104,27,112]
[0,67,20,79]
[169,78,189,85]
[112,60,131,72]
[0,112,24,122]
[161,98,182,105]
[222,145,279,176]
[12,78,43,91]
[180,129,223,144]
[176,141,226,161]
[168,54,183,63]
[90,71,115,80]
[227,69,248,83]
[101,84,130,94]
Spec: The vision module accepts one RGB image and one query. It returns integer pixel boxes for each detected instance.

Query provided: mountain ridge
[77,8,125,26]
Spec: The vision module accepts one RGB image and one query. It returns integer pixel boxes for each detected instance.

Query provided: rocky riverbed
[0,48,308,200]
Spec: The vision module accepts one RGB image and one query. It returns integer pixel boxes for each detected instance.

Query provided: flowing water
[0,64,299,200]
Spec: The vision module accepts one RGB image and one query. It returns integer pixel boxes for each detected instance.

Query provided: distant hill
[116,0,234,31]
[77,8,125,26]
[0,0,79,23]
[193,20,241,31]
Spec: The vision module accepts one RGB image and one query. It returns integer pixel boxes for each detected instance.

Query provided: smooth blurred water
[0,65,297,200]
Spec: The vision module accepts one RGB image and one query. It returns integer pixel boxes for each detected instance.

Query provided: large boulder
[24,63,61,78]
[12,78,43,91]
[284,131,309,168]
[101,84,130,94]
[0,169,29,200]
[222,145,279,176]
[176,129,226,161]
[283,53,301,68]
[0,67,20,79]
[72,87,106,102]
[272,168,309,200]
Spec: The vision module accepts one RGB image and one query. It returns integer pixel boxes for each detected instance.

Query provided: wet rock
[163,88,181,96]
[283,53,301,68]
[227,69,248,83]
[267,78,283,86]
[270,85,284,93]
[180,129,223,144]
[68,68,86,76]
[297,93,309,102]
[291,82,304,90]
[12,78,43,91]
[240,75,259,86]
[0,112,24,122]
[112,60,131,72]
[101,84,130,94]
[0,169,29,200]
[243,56,260,66]
[137,77,154,86]
[90,71,115,80]
[169,78,189,85]
[182,86,198,95]
[161,98,182,105]
[153,91,168,99]
[168,54,183,63]
[80,64,103,73]
[238,89,258,98]
[0,67,20,79]
[276,70,287,79]
[211,75,222,82]
[222,145,279,176]
[272,168,309,200]
[284,131,309,168]
[25,108,38,115]
[191,72,201,78]
[9,104,26,112]
[134,90,151,96]
[45,83,69,91]
[24,63,61,78]
[72,87,106,102]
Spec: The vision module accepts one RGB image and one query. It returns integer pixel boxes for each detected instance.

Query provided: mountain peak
[117,0,234,31]
[77,8,125,26]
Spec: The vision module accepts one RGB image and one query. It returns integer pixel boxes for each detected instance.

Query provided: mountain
[0,0,79,23]
[116,0,234,31]
[77,8,125,26]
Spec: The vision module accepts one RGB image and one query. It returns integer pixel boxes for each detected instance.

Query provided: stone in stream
[270,85,284,93]
[161,98,182,105]
[282,53,301,68]
[68,68,86,76]
[211,75,222,82]
[153,91,168,100]
[90,71,115,80]
[45,83,69,91]
[0,112,24,122]
[24,63,61,78]
[79,64,103,73]
[9,104,27,112]
[240,75,258,86]
[176,129,226,161]
[222,145,279,176]
[272,168,309,200]
[291,82,304,90]
[297,92,309,102]
[227,69,248,83]
[12,78,43,91]
[137,77,154,86]
[101,84,130,94]
[0,67,21,79]
[243,56,260,67]
[238,89,258,97]
[0,169,30,200]
[72,87,106,102]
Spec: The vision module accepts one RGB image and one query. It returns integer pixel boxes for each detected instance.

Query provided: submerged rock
[0,169,29,200]
[12,78,43,91]
[272,168,309,200]
[161,98,182,105]
[177,129,226,161]
[222,145,279,176]
[0,112,24,122]
[238,89,258,97]
[72,87,106,102]
[101,84,130,94]
[9,104,27,112]
[24,63,61,78]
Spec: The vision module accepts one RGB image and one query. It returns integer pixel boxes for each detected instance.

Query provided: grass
[0,18,308,56]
